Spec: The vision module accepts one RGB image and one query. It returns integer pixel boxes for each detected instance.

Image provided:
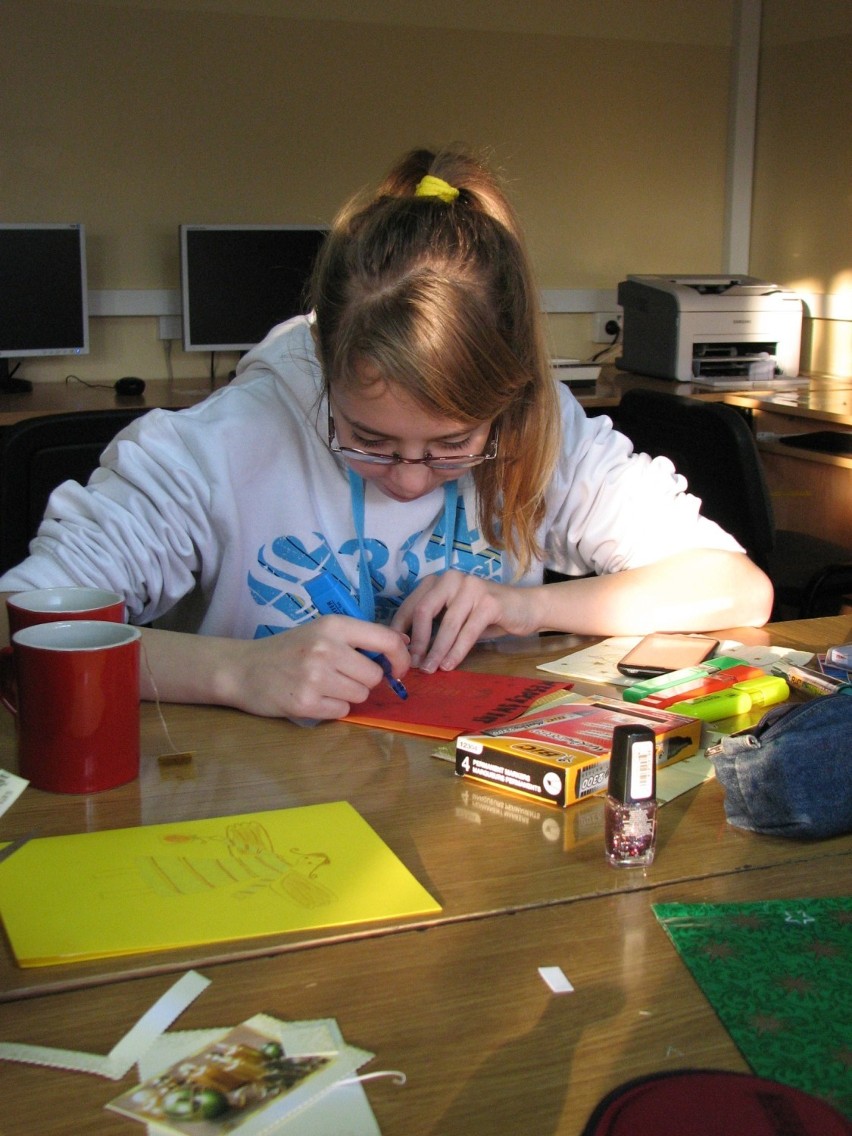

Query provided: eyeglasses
[326,407,498,471]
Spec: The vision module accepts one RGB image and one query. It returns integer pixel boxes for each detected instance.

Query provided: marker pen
[634,663,765,710]
[668,687,752,720]
[669,675,789,721]
[304,573,408,701]
[621,655,753,704]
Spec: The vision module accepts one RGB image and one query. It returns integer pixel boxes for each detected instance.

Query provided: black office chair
[798,562,852,618]
[608,388,852,620]
[0,408,151,574]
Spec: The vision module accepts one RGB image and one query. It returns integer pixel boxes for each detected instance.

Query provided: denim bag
[707,690,852,840]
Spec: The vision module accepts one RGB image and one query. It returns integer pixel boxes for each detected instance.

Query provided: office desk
[4,369,845,421]
[0,367,686,422]
[570,367,852,417]
[723,380,852,429]
[1,617,850,1004]
[722,383,852,545]
[0,377,227,427]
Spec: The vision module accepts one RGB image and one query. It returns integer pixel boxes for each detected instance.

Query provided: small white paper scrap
[0,768,28,818]
[538,966,574,994]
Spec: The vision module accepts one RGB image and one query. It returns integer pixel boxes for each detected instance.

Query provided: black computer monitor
[0,223,89,393]
[179,224,328,354]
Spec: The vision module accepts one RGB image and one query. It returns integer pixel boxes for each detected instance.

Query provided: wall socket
[592,312,623,343]
[158,315,183,341]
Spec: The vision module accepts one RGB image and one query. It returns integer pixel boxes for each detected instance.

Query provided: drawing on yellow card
[138,821,335,907]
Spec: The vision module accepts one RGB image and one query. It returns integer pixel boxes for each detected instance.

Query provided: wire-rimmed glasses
[326,407,498,471]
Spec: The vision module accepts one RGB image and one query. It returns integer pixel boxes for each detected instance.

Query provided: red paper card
[344,669,573,739]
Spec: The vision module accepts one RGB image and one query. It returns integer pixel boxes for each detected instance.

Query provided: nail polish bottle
[605,723,658,867]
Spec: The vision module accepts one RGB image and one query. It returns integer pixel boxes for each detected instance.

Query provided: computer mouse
[114,377,146,396]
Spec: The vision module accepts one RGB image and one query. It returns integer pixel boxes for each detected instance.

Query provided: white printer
[617,275,803,382]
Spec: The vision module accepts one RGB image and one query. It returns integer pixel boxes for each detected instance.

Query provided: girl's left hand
[390,570,541,673]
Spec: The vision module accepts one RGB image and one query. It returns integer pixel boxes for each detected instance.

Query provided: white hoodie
[0,316,741,638]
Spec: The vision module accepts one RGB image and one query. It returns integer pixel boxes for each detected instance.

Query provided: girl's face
[329,370,493,503]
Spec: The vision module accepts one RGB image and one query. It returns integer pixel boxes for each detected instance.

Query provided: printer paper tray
[692,355,778,378]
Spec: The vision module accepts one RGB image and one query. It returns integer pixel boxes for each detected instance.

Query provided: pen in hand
[304,573,409,701]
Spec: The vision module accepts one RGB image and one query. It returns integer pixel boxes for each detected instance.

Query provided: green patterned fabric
[653,898,852,1118]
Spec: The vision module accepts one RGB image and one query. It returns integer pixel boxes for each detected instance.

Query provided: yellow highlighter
[669,675,789,721]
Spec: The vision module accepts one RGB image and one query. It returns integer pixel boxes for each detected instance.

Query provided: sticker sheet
[654,898,852,1117]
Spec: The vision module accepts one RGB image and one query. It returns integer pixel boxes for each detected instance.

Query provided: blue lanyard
[347,468,458,620]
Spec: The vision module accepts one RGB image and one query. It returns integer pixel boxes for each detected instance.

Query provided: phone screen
[617,633,720,678]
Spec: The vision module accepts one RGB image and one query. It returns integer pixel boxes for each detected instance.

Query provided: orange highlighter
[668,675,789,721]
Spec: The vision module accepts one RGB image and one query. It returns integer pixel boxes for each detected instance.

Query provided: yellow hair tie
[415,174,460,203]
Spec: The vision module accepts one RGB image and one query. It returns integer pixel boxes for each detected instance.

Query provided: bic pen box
[454,697,701,809]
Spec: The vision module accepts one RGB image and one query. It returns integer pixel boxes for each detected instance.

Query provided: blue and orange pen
[304,573,408,701]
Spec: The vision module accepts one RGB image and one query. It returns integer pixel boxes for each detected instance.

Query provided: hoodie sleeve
[543,392,744,578]
[0,408,217,626]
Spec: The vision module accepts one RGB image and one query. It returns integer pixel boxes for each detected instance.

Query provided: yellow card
[0,802,441,966]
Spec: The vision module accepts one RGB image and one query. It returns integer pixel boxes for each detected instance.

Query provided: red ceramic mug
[1,620,141,793]
[6,586,125,635]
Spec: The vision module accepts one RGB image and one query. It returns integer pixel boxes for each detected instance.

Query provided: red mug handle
[0,645,17,716]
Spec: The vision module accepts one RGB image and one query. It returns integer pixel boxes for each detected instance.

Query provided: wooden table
[1,617,849,1001]
[2,853,848,1135]
[1,617,850,1132]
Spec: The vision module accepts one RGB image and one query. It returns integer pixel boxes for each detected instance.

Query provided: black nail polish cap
[608,724,657,803]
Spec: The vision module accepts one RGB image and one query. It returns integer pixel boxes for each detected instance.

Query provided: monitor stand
[0,359,33,393]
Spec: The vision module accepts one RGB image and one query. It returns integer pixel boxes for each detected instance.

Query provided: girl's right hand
[209,615,410,722]
[138,616,410,723]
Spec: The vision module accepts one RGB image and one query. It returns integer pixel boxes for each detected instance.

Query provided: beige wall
[752,0,852,378]
[1,0,849,382]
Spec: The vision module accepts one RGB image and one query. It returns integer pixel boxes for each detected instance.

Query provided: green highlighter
[668,675,789,721]
[621,655,751,703]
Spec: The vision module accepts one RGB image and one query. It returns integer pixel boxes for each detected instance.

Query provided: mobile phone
[617,633,720,679]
